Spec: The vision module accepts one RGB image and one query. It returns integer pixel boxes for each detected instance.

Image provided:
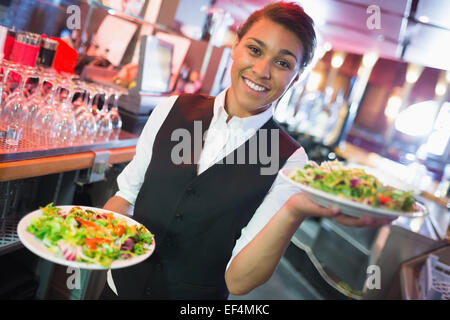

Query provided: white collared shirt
[116,88,308,269]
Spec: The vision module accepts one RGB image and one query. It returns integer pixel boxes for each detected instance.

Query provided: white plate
[17,205,155,270]
[280,168,428,220]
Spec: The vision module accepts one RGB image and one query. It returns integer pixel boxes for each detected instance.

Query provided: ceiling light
[435,83,447,96]
[362,51,378,67]
[331,51,345,68]
[384,95,402,121]
[405,63,423,84]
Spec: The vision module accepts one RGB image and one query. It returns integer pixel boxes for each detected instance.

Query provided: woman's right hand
[103,196,134,218]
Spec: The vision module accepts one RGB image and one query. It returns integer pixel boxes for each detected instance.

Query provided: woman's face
[226,17,304,118]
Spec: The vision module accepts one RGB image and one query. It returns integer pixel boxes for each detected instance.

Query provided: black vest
[104,94,299,299]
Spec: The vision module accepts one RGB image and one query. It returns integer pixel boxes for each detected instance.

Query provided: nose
[252,58,271,79]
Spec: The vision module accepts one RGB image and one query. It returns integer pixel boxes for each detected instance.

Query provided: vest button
[156,263,163,271]
[145,287,152,296]
[175,213,183,221]
[186,186,196,195]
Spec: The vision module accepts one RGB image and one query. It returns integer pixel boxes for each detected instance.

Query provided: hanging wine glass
[94,84,113,140]
[73,82,97,144]
[71,79,86,114]
[0,60,14,123]
[52,80,77,146]
[0,67,32,146]
[3,64,35,104]
[25,69,48,129]
[108,86,124,140]
[0,60,19,104]
[32,78,61,148]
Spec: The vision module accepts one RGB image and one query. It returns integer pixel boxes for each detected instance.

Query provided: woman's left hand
[331,212,394,228]
[286,192,394,228]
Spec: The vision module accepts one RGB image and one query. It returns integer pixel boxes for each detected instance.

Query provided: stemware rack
[0,129,138,162]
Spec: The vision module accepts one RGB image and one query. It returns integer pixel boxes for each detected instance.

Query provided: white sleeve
[226,147,308,270]
[115,95,179,209]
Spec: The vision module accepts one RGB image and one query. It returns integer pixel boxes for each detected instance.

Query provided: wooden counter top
[0,146,136,182]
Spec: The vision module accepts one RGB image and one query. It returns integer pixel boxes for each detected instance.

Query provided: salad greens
[290,160,416,212]
[26,203,154,268]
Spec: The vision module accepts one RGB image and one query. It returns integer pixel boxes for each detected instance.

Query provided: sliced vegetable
[26,204,154,268]
[290,160,416,212]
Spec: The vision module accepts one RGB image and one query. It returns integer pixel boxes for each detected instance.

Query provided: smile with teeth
[243,78,269,92]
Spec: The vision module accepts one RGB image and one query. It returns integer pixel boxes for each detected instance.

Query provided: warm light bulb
[405,64,423,84]
[385,95,402,121]
[331,52,345,68]
[356,66,364,76]
[362,51,378,67]
[435,83,447,96]
[406,71,420,83]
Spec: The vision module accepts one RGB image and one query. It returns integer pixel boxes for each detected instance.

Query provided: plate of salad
[280,160,428,219]
[17,204,155,270]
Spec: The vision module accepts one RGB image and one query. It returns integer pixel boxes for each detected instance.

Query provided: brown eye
[248,45,261,56]
[276,60,291,69]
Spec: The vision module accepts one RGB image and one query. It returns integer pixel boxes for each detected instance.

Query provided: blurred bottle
[323,90,349,147]
[289,90,323,133]
[10,31,41,67]
[3,29,16,60]
[435,164,450,199]
[0,26,8,60]
[37,37,59,68]
[309,86,334,139]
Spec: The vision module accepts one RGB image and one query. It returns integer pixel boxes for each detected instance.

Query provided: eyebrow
[248,37,298,62]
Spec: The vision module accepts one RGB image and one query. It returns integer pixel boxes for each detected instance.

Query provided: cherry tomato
[85,238,97,250]
[377,194,392,204]
[113,225,126,237]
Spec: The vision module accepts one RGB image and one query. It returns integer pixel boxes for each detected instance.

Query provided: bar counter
[0,130,138,257]
[0,146,136,182]
[0,129,138,182]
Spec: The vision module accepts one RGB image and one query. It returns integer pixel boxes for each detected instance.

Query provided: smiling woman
[100,1,387,301]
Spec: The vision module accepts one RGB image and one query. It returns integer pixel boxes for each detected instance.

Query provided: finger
[370,218,395,228]
[332,214,371,227]
[289,193,340,218]
[332,215,394,228]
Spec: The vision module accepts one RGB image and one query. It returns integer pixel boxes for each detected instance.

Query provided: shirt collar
[212,87,274,131]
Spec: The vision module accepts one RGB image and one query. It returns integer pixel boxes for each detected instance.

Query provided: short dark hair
[236,1,316,70]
